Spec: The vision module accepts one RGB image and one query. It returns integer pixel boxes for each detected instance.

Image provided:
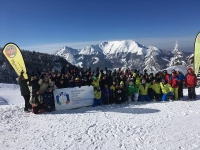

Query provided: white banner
[53,86,94,110]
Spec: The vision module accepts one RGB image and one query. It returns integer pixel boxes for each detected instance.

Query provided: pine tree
[143,46,160,73]
[167,41,186,66]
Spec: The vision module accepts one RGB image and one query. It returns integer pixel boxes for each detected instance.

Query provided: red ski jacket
[185,68,197,88]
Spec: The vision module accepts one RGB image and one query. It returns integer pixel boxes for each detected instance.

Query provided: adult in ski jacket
[185,68,197,100]
[176,70,185,99]
[38,75,54,95]
[163,70,170,83]
[169,72,180,100]
[18,71,31,112]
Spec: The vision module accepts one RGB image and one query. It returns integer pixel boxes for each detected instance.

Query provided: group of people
[17,64,198,113]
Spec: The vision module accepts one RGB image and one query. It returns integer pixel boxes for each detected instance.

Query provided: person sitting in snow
[43,86,55,112]
[149,79,162,101]
[93,87,102,107]
[160,78,174,102]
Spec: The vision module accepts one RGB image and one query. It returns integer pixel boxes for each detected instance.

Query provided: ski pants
[93,99,102,107]
[138,95,151,102]
[162,92,174,101]
[172,88,179,100]
[188,87,196,99]
[128,93,139,102]
[23,95,31,111]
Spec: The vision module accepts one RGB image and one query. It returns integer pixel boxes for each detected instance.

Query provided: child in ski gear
[30,89,44,114]
[43,86,55,112]
[110,81,118,104]
[138,79,151,102]
[115,81,126,104]
[102,84,112,104]
[93,87,102,107]
[126,79,139,102]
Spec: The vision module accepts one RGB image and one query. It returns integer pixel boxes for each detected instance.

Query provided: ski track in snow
[0,85,200,150]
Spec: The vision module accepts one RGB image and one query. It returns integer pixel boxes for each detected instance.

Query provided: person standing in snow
[43,86,55,112]
[138,78,151,102]
[110,81,118,104]
[102,84,112,104]
[169,71,180,100]
[176,70,185,99]
[115,81,127,104]
[185,68,197,100]
[93,87,102,107]
[30,89,44,114]
[18,71,31,112]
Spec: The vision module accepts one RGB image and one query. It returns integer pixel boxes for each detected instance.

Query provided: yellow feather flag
[2,43,28,79]
[194,32,200,76]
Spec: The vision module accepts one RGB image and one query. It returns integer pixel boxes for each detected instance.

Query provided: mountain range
[54,40,192,71]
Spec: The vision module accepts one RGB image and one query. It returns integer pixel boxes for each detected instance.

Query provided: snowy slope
[0,83,200,150]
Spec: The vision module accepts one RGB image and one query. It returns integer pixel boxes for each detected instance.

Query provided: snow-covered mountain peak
[55,46,79,55]
[79,40,149,55]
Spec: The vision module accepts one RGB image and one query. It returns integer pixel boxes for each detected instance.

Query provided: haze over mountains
[54,40,191,70]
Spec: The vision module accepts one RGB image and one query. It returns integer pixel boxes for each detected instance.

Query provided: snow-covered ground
[0,82,200,150]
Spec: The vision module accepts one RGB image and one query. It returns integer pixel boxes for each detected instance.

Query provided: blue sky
[0,0,199,53]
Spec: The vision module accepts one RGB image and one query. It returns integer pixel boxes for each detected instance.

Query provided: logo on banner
[198,34,200,44]
[56,92,70,105]
[5,45,17,58]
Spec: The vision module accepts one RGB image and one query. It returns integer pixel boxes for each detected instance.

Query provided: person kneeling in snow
[29,89,44,114]
[160,78,174,102]
[43,86,55,112]
[93,87,102,107]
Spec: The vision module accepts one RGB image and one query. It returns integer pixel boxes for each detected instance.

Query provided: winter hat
[187,68,193,71]
[163,70,167,73]
[92,76,97,80]
[120,81,124,85]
